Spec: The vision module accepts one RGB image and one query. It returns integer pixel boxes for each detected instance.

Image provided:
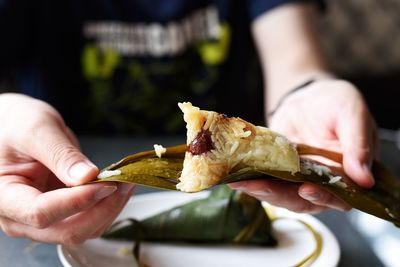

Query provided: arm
[252,3,330,113]
[231,3,378,213]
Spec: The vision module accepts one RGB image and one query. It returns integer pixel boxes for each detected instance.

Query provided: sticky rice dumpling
[103,186,277,246]
[177,102,300,192]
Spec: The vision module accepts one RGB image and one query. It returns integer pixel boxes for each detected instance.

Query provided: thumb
[337,106,375,188]
[26,123,98,186]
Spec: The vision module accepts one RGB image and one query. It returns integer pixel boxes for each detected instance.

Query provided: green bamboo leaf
[103,186,277,246]
[95,144,400,225]
[221,159,400,225]
[96,145,186,190]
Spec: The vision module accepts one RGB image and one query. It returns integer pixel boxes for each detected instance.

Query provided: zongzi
[177,102,300,192]
[103,186,277,246]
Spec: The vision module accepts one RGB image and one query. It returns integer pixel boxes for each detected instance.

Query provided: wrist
[266,70,333,110]
[267,78,316,119]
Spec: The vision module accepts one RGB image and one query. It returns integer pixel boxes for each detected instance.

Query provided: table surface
[1,135,396,267]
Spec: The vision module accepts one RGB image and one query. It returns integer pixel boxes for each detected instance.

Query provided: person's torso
[13,0,265,135]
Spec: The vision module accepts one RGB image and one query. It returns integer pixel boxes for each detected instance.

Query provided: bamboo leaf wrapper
[96,144,400,226]
[103,186,277,246]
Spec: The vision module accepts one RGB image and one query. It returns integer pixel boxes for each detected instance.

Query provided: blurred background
[318,0,400,130]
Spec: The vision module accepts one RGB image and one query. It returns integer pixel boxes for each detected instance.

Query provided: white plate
[58,191,340,267]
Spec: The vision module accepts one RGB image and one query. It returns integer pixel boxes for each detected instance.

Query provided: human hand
[230,79,378,213]
[0,93,135,244]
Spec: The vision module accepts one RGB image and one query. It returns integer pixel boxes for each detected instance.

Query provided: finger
[23,121,98,186]
[56,183,135,243]
[0,184,135,244]
[337,103,375,188]
[65,126,81,149]
[229,180,326,214]
[57,183,135,242]
[372,121,380,160]
[89,184,136,239]
[298,183,351,212]
[0,176,117,228]
[0,217,26,238]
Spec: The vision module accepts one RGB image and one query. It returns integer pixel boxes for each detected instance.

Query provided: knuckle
[68,195,88,212]
[49,142,79,172]
[315,192,336,207]
[26,204,51,229]
[26,113,56,137]
[61,232,86,246]
[18,115,63,149]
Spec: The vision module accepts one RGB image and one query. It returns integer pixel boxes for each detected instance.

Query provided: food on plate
[104,186,323,267]
[103,186,277,246]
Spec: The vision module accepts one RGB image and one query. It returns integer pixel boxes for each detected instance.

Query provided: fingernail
[119,183,135,197]
[336,206,351,212]
[95,186,117,200]
[364,158,372,169]
[362,163,375,187]
[229,182,247,190]
[251,189,272,197]
[68,161,95,182]
[362,163,372,175]
[301,192,321,202]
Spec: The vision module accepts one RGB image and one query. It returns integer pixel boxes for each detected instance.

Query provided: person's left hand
[230,79,378,214]
[0,94,135,244]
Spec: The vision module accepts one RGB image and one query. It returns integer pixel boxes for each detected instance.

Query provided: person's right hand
[0,93,135,245]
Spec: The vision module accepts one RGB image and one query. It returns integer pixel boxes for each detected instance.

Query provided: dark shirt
[0,0,321,135]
